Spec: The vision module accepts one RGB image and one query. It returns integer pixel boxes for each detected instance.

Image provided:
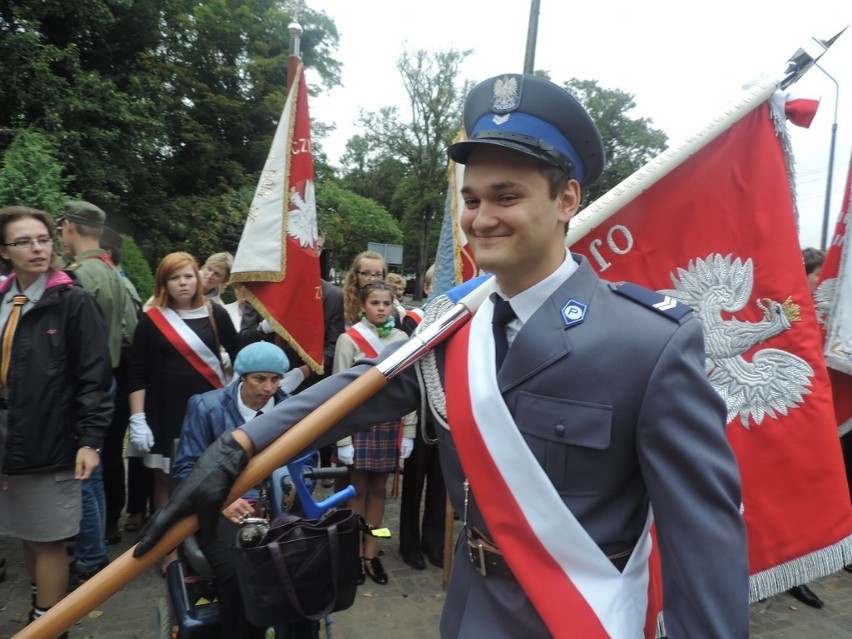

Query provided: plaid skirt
[351,420,402,473]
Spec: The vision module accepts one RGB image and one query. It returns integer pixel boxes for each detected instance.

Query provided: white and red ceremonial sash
[345,323,382,359]
[230,62,325,374]
[568,86,852,597]
[444,298,659,639]
[146,307,226,388]
[818,149,852,434]
[404,307,424,326]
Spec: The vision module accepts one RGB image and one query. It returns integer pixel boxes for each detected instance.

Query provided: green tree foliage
[347,49,472,297]
[120,233,154,302]
[316,180,403,282]
[562,78,668,206]
[0,130,72,214]
[0,0,341,265]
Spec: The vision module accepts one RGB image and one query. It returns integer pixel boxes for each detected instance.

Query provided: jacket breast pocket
[514,391,612,497]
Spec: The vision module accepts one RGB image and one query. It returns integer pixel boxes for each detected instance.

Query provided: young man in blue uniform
[138,73,749,638]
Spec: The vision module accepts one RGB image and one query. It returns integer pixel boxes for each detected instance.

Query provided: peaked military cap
[448,73,606,186]
[60,201,107,229]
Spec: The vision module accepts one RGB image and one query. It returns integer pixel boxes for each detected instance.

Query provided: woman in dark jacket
[0,206,112,633]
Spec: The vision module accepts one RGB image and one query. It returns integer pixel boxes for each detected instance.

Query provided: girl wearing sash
[333,281,415,585]
[127,252,238,572]
[341,250,386,327]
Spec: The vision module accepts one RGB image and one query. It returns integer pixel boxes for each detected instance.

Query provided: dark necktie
[1,295,27,387]
[492,297,517,370]
[255,410,264,418]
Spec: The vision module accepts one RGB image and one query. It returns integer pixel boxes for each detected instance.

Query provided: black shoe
[104,521,122,545]
[788,584,824,609]
[400,549,426,570]
[68,559,110,591]
[365,556,389,585]
[423,546,444,568]
[844,564,852,574]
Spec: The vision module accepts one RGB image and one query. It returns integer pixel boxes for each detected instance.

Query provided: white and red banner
[231,62,324,373]
[569,83,852,599]
[817,150,852,434]
[432,129,478,297]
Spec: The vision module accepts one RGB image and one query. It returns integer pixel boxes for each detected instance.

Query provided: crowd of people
[0,203,439,637]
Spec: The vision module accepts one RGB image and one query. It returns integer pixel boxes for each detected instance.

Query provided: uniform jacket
[0,270,113,475]
[241,255,749,638]
[68,248,127,368]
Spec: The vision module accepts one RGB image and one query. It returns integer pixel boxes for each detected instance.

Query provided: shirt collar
[236,382,276,424]
[7,273,48,305]
[494,251,578,325]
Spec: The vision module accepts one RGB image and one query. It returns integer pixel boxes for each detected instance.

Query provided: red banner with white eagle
[230,62,324,373]
[569,88,852,599]
[816,151,852,434]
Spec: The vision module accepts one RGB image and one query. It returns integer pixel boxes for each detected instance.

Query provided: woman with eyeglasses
[342,250,387,327]
[0,206,112,636]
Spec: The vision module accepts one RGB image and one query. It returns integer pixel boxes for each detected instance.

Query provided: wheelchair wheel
[155,596,177,639]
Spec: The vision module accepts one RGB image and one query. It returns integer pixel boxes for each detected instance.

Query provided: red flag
[230,63,324,373]
[570,87,852,599]
[817,149,852,434]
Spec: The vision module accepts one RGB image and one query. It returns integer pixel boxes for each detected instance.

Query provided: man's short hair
[802,247,825,275]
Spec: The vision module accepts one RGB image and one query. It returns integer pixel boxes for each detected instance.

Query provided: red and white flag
[230,63,324,373]
[817,150,852,435]
[569,78,852,600]
[432,129,478,296]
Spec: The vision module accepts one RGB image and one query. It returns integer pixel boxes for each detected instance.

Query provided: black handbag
[232,508,362,625]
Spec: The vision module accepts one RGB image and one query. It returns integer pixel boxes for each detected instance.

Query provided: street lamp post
[815,61,839,251]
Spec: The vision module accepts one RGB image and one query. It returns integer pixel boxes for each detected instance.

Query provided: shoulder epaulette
[611,282,692,322]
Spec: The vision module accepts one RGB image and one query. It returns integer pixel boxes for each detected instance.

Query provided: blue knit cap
[234,342,290,376]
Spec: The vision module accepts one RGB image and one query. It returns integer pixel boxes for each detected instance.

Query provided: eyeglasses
[3,237,53,250]
[357,271,384,279]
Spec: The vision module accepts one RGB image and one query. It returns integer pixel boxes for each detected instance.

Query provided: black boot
[788,584,824,609]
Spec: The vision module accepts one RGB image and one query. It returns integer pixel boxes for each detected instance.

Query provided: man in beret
[137,74,748,638]
[59,201,128,584]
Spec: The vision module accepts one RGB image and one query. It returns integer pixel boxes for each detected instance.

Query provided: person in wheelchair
[172,341,289,639]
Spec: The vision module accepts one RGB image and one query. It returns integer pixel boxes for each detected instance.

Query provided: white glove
[337,444,355,466]
[400,437,415,460]
[128,413,154,453]
[259,318,273,334]
[278,367,305,394]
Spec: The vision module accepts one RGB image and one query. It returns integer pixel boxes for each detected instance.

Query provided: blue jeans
[74,460,108,573]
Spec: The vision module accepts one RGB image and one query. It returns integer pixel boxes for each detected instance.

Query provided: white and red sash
[146,307,226,388]
[403,307,424,326]
[345,322,384,359]
[444,300,660,638]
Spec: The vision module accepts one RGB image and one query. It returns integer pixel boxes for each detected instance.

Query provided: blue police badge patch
[561,299,587,327]
[491,75,521,112]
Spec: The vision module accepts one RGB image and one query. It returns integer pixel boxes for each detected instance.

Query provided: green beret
[61,201,106,229]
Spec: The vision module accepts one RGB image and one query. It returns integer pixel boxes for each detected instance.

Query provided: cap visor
[448,138,563,168]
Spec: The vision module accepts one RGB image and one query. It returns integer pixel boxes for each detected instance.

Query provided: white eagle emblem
[814,277,837,329]
[492,76,520,111]
[659,254,813,428]
[286,179,318,248]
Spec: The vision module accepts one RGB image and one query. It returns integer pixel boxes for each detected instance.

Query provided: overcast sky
[305,0,851,250]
